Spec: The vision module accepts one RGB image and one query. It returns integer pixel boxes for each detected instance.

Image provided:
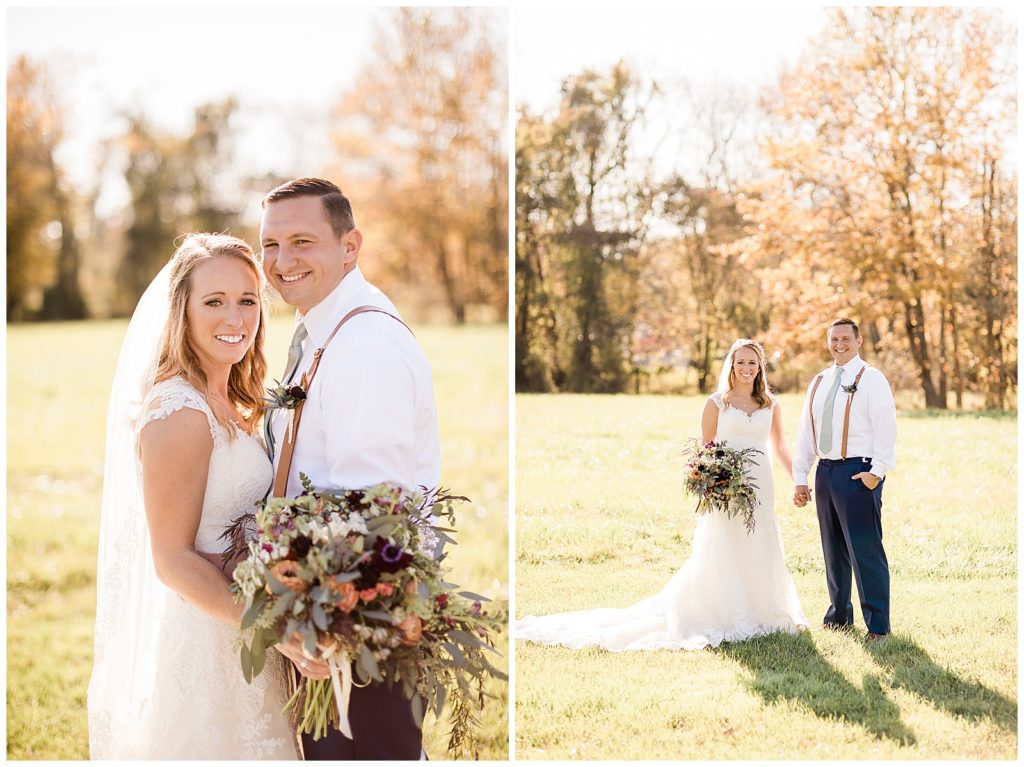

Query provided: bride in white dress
[517,339,808,651]
[87,234,297,759]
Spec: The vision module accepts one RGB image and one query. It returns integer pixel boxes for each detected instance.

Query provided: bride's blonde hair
[152,233,268,433]
[724,338,771,409]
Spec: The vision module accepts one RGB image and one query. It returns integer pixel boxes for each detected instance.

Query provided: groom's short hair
[830,318,859,337]
[263,178,356,238]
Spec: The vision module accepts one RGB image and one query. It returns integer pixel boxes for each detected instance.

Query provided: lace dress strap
[137,376,225,449]
[709,392,728,412]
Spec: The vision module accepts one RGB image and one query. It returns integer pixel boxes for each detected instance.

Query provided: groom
[792,318,897,641]
[260,177,441,759]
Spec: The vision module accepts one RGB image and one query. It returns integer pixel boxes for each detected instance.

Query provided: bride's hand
[276,633,331,680]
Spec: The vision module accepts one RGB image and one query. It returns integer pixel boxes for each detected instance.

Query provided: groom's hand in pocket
[851,471,880,490]
[277,633,331,680]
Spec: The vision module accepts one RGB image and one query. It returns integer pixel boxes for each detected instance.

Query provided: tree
[328,8,507,323]
[7,55,70,320]
[749,7,1016,406]
[515,63,656,392]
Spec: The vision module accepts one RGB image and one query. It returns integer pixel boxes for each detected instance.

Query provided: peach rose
[398,615,423,646]
[269,561,306,593]
[359,586,379,603]
[404,578,418,596]
[377,582,395,597]
[327,577,359,613]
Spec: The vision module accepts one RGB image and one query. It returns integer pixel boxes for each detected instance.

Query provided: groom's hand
[277,633,331,680]
[852,471,880,490]
[793,485,811,507]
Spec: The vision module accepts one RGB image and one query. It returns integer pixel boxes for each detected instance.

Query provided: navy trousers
[299,668,422,761]
[814,457,890,634]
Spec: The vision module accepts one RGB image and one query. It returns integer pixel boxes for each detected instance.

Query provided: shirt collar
[296,266,370,348]
[831,354,865,378]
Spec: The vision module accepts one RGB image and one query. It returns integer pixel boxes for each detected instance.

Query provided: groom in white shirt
[260,177,441,759]
[793,318,897,641]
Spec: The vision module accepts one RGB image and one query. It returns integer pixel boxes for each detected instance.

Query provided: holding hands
[793,485,811,507]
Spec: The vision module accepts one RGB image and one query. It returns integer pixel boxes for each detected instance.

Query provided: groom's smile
[260,195,362,315]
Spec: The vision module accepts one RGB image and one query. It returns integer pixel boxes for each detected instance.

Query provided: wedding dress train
[516,393,808,651]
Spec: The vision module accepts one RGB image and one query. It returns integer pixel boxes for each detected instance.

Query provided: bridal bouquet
[223,475,505,757]
[682,439,762,534]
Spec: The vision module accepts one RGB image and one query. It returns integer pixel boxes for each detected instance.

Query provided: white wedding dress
[516,393,809,651]
[89,376,297,759]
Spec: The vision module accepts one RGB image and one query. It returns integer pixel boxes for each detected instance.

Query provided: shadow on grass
[716,631,916,745]
[865,633,1017,732]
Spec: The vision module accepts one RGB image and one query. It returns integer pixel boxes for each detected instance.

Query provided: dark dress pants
[814,457,891,634]
[299,667,422,761]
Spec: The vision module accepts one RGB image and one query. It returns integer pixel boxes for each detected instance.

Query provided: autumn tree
[328,8,507,323]
[749,7,1016,406]
[515,63,656,392]
[7,54,86,320]
[115,99,244,314]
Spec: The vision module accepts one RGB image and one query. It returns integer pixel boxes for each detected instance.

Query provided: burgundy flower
[372,537,413,574]
[284,383,306,401]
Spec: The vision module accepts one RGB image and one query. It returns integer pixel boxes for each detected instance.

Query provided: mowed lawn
[515,394,1016,760]
[7,318,509,760]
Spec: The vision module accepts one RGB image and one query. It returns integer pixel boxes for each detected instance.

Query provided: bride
[516,339,809,650]
[87,234,297,758]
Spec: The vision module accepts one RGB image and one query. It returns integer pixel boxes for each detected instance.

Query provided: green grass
[515,393,1016,760]
[7,318,508,760]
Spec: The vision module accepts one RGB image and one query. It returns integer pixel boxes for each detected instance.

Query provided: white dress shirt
[270,266,441,497]
[792,354,897,485]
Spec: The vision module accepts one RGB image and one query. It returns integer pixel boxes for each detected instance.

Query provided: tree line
[515,7,1016,409]
[7,8,507,325]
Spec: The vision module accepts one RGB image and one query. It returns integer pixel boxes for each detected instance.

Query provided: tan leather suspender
[272,305,412,497]
[809,365,868,460]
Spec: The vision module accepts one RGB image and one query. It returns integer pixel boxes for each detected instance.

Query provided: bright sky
[7,6,507,220]
[515,5,828,112]
[514,5,829,185]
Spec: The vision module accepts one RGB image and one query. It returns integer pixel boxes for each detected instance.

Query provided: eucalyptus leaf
[240,591,267,631]
[311,602,328,631]
[448,629,487,650]
[456,591,491,603]
[240,643,253,684]
[265,593,296,621]
[410,694,424,727]
[252,641,268,678]
[434,682,447,716]
[264,570,291,596]
[360,645,382,681]
[366,516,399,535]
[354,655,369,685]
[360,610,393,622]
[443,642,468,669]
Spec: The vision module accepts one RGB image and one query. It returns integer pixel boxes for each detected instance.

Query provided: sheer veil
[87,263,173,758]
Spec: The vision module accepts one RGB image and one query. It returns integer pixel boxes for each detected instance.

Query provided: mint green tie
[264,322,308,458]
[818,368,843,454]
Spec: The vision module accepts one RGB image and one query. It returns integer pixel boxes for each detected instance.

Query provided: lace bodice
[709,391,776,453]
[138,377,273,552]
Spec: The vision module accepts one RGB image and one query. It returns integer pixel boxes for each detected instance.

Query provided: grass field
[6,318,509,760]
[515,393,1016,760]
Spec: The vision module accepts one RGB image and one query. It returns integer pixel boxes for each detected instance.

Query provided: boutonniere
[841,382,858,394]
[265,379,307,411]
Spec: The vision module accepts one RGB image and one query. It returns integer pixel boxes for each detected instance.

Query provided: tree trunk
[902,297,944,408]
[39,192,87,320]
